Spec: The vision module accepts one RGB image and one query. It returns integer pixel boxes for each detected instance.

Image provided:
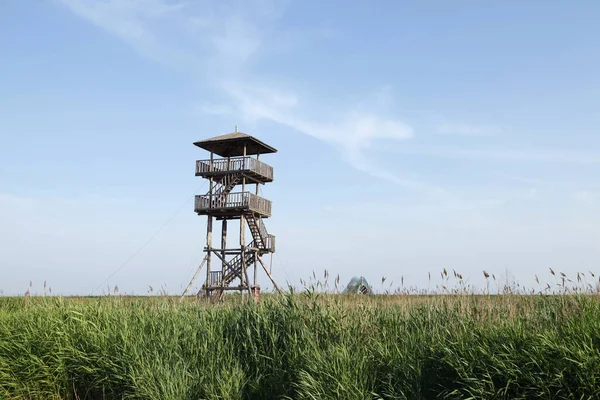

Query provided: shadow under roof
[193,132,277,157]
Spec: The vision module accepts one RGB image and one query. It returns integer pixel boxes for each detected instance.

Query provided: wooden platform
[194,192,272,218]
[195,156,273,184]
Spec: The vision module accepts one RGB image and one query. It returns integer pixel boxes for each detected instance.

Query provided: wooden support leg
[205,215,213,299]
[180,256,208,300]
[257,256,282,294]
[242,253,253,300]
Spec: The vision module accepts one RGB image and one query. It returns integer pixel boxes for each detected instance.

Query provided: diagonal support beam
[180,256,208,300]
[211,250,242,281]
[257,256,282,294]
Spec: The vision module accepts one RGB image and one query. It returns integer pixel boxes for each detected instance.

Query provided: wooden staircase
[221,247,256,285]
[214,175,242,197]
[246,212,268,251]
[210,213,275,300]
[213,246,258,300]
[208,175,242,208]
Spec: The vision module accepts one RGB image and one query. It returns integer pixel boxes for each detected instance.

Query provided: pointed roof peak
[194,131,277,157]
[203,131,250,141]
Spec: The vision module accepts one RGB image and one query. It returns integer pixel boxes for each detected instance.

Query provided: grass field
[2,281,600,400]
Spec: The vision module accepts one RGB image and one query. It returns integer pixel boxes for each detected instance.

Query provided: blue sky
[1,0,599,295]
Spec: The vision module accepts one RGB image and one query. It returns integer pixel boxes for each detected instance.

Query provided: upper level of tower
[194,131,276,184]
[193,130,276,218]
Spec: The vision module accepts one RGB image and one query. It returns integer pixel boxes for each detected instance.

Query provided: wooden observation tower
[182,128,280,301]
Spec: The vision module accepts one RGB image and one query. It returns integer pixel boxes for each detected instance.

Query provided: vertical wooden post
[209,152,214,205]
[253,254,258,293]
[254,153,260,296]
[256,153,260,195]
[206,151,214,298]
[205,216,213,298]
[240,144,247,301]
[222,156,231,299]
[221,219,227,290]
[242,145,246,194]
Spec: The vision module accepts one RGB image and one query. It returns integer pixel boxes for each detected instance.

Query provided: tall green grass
[1,293,600,399]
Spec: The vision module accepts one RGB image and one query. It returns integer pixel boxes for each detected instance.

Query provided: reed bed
[1,275,600,399]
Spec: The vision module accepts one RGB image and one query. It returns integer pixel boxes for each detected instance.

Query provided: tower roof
[193,132,277,157]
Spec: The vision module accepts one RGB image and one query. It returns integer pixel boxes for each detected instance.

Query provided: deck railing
[209,271,222,286]
[248,194,272,216]
[196,156,273,180]
[195,192,272,216]
[248,236,275,253]
[265,234,276,253]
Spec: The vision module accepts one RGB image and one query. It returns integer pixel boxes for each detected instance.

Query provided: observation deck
[195,156,273,184]
[194,191,272,218]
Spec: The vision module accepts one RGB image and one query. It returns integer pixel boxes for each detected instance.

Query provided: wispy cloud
[58,0,425,189]
[58,0,193,69]
[58,0,271,75]
[384,146,600,165]
[495,173,591,188]
[61,1,593,194]
[221,81,420,185]
[573,190,600,207]
[436,123,502,136]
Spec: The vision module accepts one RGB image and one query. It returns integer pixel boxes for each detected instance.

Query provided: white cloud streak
[221,81,418,185]
[385,146,600,165]
[436,123,502,136]
[58,0,596,189]
[58,0,422,188]
[573,190,600,207]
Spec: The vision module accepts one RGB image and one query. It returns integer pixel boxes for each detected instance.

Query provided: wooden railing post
[196,156,273,181]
